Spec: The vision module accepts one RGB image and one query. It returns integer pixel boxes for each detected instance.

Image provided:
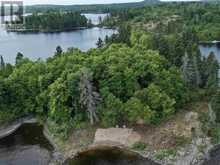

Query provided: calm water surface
[0,124,53,165]
[65,147,160,165]
[199,43,220,62]
[82,13,109,25]
[199,43,220,77]
[0,14,115,63]
[0,123,159,165]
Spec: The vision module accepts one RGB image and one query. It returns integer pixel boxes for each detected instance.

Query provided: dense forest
[0,2,219,141]
[103,2,220,41]
[7,12,89,32]
[25,0,159,14]
[24,0,219,14]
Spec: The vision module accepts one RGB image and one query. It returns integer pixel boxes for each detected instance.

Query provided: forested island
[1,1,220,165]
[6,12,90,32]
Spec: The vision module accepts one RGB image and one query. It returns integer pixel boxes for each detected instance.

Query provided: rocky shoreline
[6,27,88,33]
[0,102,219,165]
[0,116,37,139]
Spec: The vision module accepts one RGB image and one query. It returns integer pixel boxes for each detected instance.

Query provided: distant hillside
[25,0,160,13]
[202,0,219,1]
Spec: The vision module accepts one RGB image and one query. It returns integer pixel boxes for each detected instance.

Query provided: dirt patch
[94,128,141,147]
[135,103,208,151]
[63,125,96,159]
[59,102,211,165]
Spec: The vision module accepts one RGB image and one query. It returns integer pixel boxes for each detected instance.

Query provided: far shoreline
[5,26,116,34]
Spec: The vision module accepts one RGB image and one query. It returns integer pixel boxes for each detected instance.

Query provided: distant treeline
[7,12,89,32]
[103,2,220,41]
[25,0,159,14]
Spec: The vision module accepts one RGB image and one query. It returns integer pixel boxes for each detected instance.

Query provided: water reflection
[199,43,220,62]
[65,147,160,165]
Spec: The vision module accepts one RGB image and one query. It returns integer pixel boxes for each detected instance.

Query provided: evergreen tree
[206,52,219,79]
[181,52,201,88]
[0,55,5,70]
[105,35,109,44]
[181,52,189,83]
[55,46,63,57]
[118,23,131,46]
[212,90,220,123]
[16,52,24,66]
[88,19,93,28]
[205,52,219,94]
[96,38,104,48]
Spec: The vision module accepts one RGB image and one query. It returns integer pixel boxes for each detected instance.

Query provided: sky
[161,0,201,1]
[4,0,202,6]
[22,0,144,5]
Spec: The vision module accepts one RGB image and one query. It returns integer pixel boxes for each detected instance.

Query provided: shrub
[131,142,147,151]
[155,149,177,160]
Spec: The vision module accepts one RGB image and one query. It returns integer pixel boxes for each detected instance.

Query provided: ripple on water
[0,145,51,165]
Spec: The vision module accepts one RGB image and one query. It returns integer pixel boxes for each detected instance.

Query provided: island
[6,12,91,32]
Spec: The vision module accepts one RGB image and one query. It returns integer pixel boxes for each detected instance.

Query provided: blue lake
[0,14,115,64]
[199,43,220,62]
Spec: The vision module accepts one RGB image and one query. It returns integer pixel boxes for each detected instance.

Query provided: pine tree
[105,35,109,44]
[181,52,201,87]
[211,90,220,122]
[88,19,93,28]
[15,52,24,66]
[181,52,189,83]
[0,55,5,70]
[118,24,131,46]
[55,46,63,57]
[205,52,219,94]
[96,38,104,48]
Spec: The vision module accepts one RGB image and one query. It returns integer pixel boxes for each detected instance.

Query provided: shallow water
[0,123,53,165]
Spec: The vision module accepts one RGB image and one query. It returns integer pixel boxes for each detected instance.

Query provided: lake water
[82,13,109,25]
[64,147,160,165]
[0,14,115,64]
[0,123,159,165]
[199,43,220,62]
[199,43,220,77]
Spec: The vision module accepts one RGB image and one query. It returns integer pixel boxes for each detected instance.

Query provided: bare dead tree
[79,67,102,125]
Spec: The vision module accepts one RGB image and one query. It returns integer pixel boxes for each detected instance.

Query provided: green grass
[209,126,220,144]
[131,142,147,151]
[155,149,177,160]
[198,144,207,153]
